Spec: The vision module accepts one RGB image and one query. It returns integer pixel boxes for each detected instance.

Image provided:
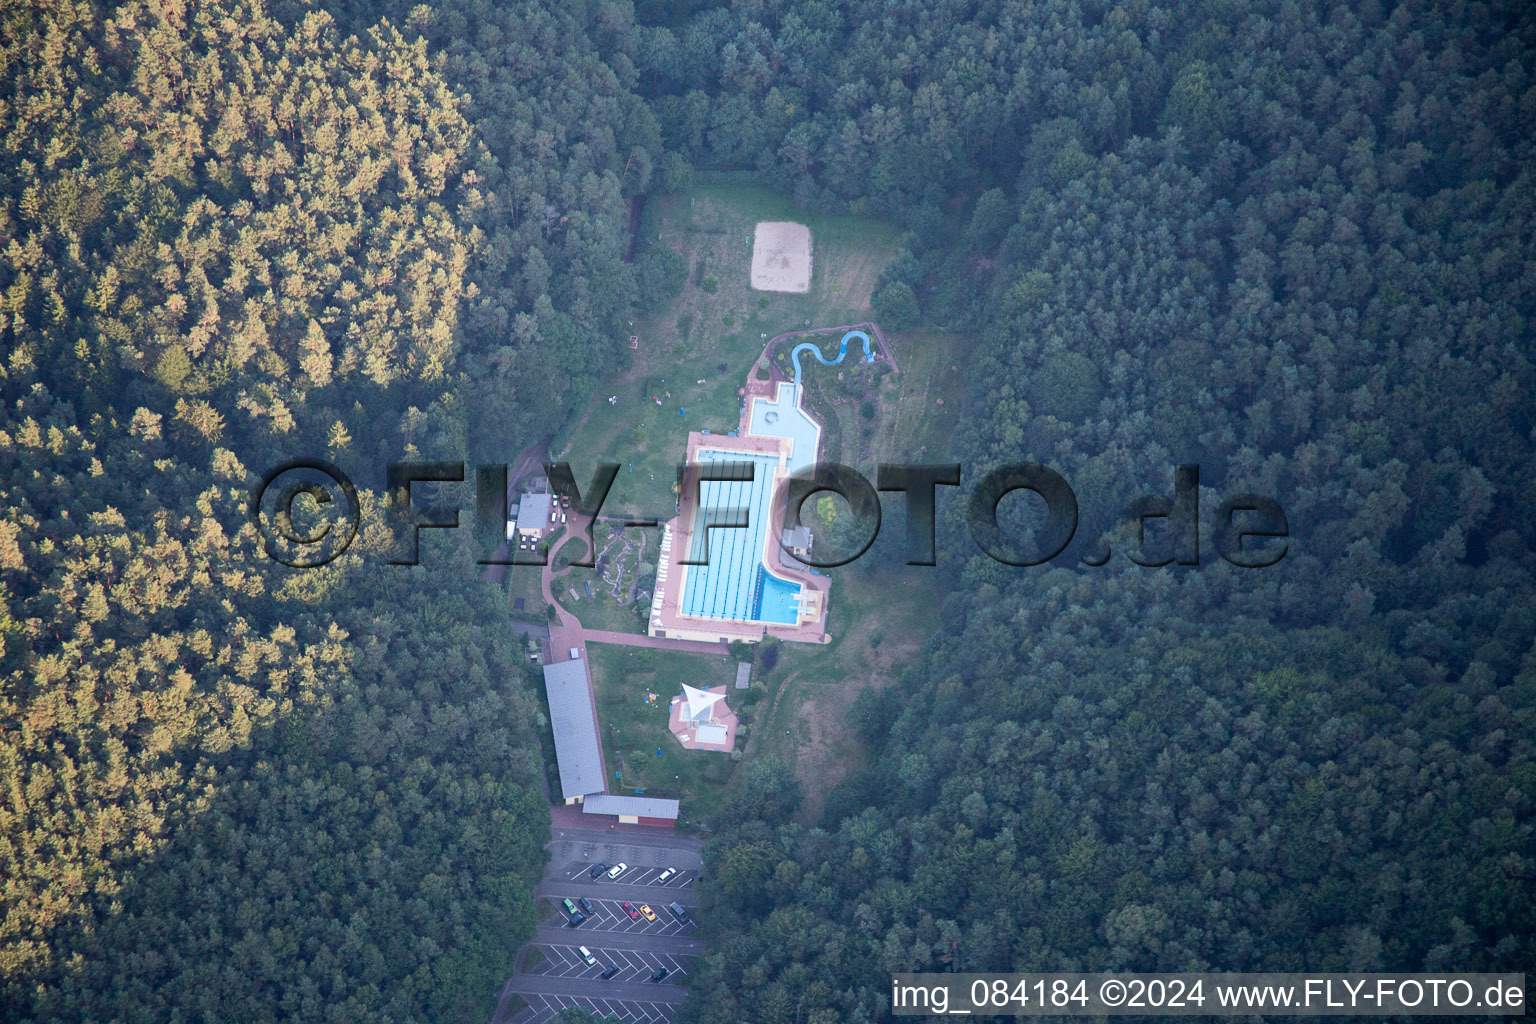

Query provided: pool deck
[647,364,839,644]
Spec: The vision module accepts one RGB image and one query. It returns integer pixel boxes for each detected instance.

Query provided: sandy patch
[751,221,812,292]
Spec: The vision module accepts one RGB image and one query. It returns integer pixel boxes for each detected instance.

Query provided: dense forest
[655,0,1536,1021]
[1,0,641,1019]
[3,0,1534,1021]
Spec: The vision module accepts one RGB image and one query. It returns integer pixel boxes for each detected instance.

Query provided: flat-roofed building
[580,793,679,826]
[541,658,604,803]
[781,525,813,559]
[515,493,552,537]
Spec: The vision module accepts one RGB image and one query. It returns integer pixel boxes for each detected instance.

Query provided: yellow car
[639,904,657,923]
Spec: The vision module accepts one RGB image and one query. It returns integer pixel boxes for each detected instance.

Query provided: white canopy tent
[679,684,726,724]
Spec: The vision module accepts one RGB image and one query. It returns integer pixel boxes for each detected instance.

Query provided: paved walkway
[582,629,728,655]
[539,516,730,660]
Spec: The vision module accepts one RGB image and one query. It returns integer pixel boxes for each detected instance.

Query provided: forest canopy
[3,0,1534,1021]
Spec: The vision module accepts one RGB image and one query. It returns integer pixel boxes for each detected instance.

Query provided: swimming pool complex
[669,329,874,634]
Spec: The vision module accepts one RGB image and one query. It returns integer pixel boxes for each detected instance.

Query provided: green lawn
[586,643,744,828]
[799,328,970,469]
[505,563,546,621]
[554,570,648,633]
[553,183,903,520]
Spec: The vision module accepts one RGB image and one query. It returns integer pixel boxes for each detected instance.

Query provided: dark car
[651,967,670,982]
[599,964,619,980]
[578,897,594,914]
[668,901,689,923]
[568,911,586,926]
[590,862,608,879]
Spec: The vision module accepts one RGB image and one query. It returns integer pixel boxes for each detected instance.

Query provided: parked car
[568,911,586,926]
[561,898,578,916]
[621,902,640,920]
[559,511,566,524]
[590,862,609,879]
[600,964,619,980]
[656,867,677,883]
[651,967,669,982]
[578,946,598,966]
[668,901,689,922]
[606,862,627,879]
[561,495,571,508]
[578,897,594,914]
[639,904,657,923]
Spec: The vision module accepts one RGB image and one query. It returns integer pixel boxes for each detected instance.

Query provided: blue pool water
[754,571,802,624]
[681,449,805,624]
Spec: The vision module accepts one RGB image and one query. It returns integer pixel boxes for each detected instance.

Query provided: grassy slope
[552,183,902,521]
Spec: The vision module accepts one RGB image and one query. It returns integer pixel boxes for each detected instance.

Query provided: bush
[635,246,687,313]
[701,273,719,293]
[872,280,919,329]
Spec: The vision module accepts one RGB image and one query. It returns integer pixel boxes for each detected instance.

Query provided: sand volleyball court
[750,221,812,292]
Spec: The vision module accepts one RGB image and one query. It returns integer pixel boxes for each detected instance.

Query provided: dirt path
[480,433,552,586]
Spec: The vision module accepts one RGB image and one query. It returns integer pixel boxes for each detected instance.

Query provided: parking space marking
[514,991,677,1024]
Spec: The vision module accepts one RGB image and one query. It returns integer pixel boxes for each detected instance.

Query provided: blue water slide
[789,329,875,384]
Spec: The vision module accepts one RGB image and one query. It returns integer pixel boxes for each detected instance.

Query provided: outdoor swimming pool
[680,449,806,625]
[754,570,802,624]
[747,382,820,473]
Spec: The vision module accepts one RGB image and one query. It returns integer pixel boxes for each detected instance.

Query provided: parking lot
[558,862,697,888]
[524,943,693,983]
[497,829,704,1024]
[512,993,677,1024]
[548,896,694,937]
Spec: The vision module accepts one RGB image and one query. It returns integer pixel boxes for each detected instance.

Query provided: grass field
[506,563,546,620]
[742,329,966,827]
[554,572,647,633]
[552,184,904,521]
[796,327,968,471]
[587,644,743,827]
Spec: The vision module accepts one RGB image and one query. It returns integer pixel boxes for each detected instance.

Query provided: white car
[606,862,627,879]
[578,945,598,966]
[657,867,677,884]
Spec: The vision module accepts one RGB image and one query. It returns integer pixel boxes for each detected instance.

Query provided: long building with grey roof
[541,658,605,802]
[581,793,679,824]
